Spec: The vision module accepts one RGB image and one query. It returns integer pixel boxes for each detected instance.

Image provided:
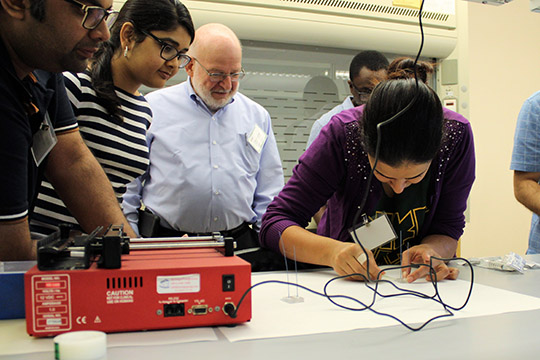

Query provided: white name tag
[247,125,267,154]
[31,112,57,166]
[349,213,397,251]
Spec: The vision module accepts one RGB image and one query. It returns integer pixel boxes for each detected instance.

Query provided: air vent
[185,0,457,57]
[106,276,144,289]
[280,0,449,21]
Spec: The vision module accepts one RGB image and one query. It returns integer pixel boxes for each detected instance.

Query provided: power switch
[222,274,235,292]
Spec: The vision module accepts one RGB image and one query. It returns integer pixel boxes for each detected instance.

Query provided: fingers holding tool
[330,242,382,281]
[354,248,383,281]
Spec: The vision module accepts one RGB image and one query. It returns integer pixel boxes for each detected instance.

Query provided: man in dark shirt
[0,0,136,261]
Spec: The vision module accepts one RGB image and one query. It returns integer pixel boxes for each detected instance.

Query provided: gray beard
[192,80,236,111]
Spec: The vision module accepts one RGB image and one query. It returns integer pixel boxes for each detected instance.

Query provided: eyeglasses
[351,83,373,103]
[192,58,245,83]
[64,0,119,30]
[139,29,191,68]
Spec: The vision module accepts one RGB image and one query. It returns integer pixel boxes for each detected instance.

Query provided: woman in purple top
[260,78,475,282]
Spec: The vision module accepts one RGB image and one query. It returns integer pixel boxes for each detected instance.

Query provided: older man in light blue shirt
[123,23,284,270]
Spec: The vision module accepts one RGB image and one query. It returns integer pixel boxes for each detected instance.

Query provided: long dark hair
[363,79,443,166]
[91,0,195,122]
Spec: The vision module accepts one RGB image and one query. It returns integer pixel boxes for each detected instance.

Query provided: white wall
[461,0,540,257]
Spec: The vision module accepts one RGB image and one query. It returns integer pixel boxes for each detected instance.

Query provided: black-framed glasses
[64,0,119,30]
[192,58,245,83]
[139,29,191,68]
[351,83,373,103]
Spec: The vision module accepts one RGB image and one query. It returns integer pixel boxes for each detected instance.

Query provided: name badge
[246,125,267,154]
[349,213,397,251]
[31,112,57,166]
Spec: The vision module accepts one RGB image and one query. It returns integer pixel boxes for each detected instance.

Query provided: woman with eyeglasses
[31,0,195,232]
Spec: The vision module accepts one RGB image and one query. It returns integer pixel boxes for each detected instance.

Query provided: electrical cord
[351,0,428,282]
[226,256,474,332]
[336,260,468,313]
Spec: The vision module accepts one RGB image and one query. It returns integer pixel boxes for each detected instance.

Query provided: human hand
[330,242,383,281]
[401,244,459,283]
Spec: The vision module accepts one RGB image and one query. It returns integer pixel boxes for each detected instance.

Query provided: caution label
[106,290,134,304]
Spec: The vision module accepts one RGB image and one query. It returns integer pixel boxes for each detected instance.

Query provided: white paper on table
[219,270,540,342]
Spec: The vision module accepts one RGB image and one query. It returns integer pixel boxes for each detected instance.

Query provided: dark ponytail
[387,57,435,84]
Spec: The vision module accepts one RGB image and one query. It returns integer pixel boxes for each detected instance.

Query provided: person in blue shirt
[122,23,285,271]
[0,0,137,261]
[511,91,540,254]
[306,50,389,148]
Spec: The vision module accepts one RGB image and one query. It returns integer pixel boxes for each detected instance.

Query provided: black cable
[325,273,456,332]
[351,0,426,282]
[227,257,474,332]
[326,257,473,310]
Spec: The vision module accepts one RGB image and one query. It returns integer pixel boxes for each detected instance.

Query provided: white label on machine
[31,274,72,333]
[157,274,201,294]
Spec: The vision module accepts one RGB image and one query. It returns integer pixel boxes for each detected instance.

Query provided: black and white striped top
[31,71,152,231]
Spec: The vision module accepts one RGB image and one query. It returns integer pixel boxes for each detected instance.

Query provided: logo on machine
[76,316,87,325]
[158,279,170,289]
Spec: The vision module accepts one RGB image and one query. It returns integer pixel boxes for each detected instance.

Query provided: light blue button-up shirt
[306,96,355,148]
[122,80,284,235]
[511,90,540,254]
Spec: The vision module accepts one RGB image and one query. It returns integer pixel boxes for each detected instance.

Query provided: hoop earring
[124,46,129,58]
